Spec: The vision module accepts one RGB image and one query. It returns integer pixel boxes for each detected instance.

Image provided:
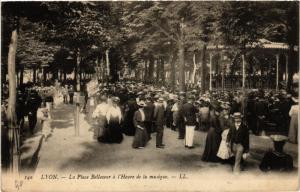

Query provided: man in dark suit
[26,90,42,134]
[144,95,155,139]
[154,97,165,148]
[177,92,186,139]
[182,95,198,148]
[227,112,249,173]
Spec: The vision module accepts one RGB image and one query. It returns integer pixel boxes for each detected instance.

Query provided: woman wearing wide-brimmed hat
[202,102,222,162]
[288,96,298,144]
[132,101,149,149]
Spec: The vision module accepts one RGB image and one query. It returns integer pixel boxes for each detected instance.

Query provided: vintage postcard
[1,1,299,191]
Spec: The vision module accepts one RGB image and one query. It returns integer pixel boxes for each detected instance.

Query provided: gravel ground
[28,102,298,191]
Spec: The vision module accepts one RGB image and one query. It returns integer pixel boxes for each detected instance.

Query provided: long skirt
[98,121,123,144]
[202,127,221,162]
[94,115,106,139]
[132,127,149,148]
[288,114,298,144]
[123,110,136,136]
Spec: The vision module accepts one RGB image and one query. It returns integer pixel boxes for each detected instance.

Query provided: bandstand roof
[207,39,298,51]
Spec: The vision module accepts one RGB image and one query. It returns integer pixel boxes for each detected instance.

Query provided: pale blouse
[106,106,122,123]
[92,102,109,118]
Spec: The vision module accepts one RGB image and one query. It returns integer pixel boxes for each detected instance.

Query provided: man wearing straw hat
[226,112,249,173]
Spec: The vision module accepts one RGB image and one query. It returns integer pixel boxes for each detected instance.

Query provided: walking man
[182,95,198,148]
[154,97,165,148]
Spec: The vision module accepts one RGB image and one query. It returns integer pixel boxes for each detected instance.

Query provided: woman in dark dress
[132,101,149,149]
[98,97,123,143]
[202,105,222,162]
[123,92,138,136]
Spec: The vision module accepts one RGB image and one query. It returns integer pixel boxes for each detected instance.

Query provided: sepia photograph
[1,1,299,191]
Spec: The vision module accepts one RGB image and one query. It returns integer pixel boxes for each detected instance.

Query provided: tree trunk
[7,28,19,174]
[33,68,37,84]
[161,57,165,85]
[63,71,66,82]
[200,44,207,94]
[156,59,160,84]
[19,66,24,85]
[148,55,154,84]
[171,51,177,91]
[191,52,197,85]
[105,49,110,84]
[76,49,81,91]
[178,40,185,92]
[144,59,148,82]
[59,70,63,81]
[43,68,47,84]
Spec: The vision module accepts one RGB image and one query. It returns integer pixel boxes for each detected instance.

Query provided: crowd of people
[1,79,298,173]
[82,80,298,173]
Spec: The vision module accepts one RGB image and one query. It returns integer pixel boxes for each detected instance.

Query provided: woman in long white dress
[288,97,298,144]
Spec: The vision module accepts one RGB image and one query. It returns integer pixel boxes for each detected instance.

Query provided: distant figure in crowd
[154,97,165,148]
[144,94,155,139]
[68,85,74,104]
[182,95,198,148]
[259,135,293,172]
[132,101,149,149]
[177,92,186,139]
[199,100,210,131]
[123,91,138,136]
[92,95,109,140]
[62,85,69,104]
[26,90,42,134]
[171,95,179,131]
[227,112,249,173]
[288,96,298,144]
[99,97,123,143]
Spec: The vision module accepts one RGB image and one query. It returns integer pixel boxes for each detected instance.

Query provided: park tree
[2,1,59,173]
[122,1,220,92]
[260,1,299,90]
